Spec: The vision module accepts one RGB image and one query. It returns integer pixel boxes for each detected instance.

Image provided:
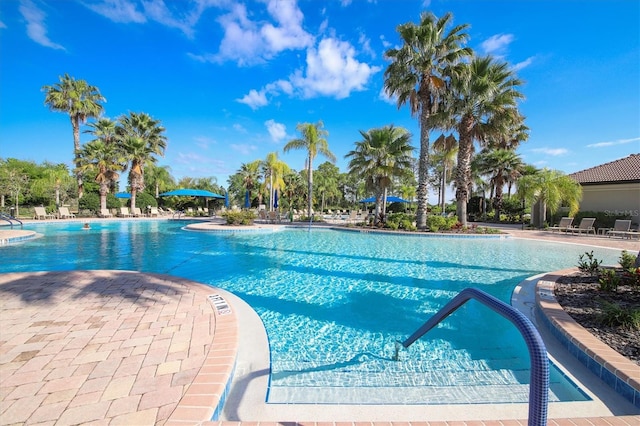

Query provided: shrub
[426,215,447,232]
[619,250,636,270]
[386,212,415,231]
[134,192,157,210]
[623,267,640,287]
[598,268,620,292]
[598,300,640,330]
[577,251,602,276]
[78,192,100,212]
[221,210,256,225]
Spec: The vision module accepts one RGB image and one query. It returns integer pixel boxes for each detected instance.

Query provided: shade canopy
[359,196,411,203]
[115,192,131,199]
[159,188,225,199]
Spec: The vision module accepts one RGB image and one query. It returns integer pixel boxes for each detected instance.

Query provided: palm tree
[42,74,105,198]
[384,12,472,229]
[345,125,414,223]
[117,112,167,212]
[445,56,525,226]
[145,164,174,198]
[76,140,127,212]
[84,118,118,192]
[432,134,458,213]
[283,121,336,218]
[262,152,289,211]
[473,148,524,221]
[238,160,262,208]
[516,168,582,228]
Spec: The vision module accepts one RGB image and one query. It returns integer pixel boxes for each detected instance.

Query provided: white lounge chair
[34,206,56,220]
[148,207,159,217]
[118,207,133,217]
[99,209,113,218]
[58,206,76,219]
[548,217,573,233]
[606,220,631,238]
[570,217,596,235]
[132,207,143,217]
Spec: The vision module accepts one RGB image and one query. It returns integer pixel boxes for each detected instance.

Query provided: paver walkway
[0,270,235,425]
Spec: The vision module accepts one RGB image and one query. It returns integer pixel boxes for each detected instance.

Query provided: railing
[402,287,549,426]
[0,212,23,229]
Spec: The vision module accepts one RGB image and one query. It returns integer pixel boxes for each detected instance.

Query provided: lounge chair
[149,207,159,217]
[570,217,596,235]
[58,206,76,219]
[268,211,280,224]
[548,217,573,233]
[606,220,632,238]
[118,207,133,218]
[132,207,143,217]
[34,206,56,220]
[99,209,113,218]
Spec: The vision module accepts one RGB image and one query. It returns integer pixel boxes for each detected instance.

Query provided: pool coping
[535,268,640,409]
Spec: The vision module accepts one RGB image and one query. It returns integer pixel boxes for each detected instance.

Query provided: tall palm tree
[76,140,127,212]
[239,160,262,208]
[145,164,175,198]
[42,74,105,198]
[345,125,414,223]
[516,168,582,228]
[473,148,524,221]
[117,112,167,211]
[384,12,472,229]
[432,134,458,213]
[85,118,119,193]
[262,152,289,211]
[446,56,525,226]
[283,121,336,218]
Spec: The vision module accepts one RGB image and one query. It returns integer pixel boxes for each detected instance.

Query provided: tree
[516,168,582,228]
[31,163,75,208]
[262,152,289,211]
[145,164,175,198]
[445,56,525,226]
[42,74,105,198]
[0,159,30,215]
[473,148,524,221]
[77,140,127,212]
[238,160,262,208]
[384,12,472,229]
[345,125,414,223]
[314,162,341,212]
[432,134,458,213]
[283,121,336,218]
[117,112,167,212]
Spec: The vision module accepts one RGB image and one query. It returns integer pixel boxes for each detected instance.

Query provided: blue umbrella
[224,191,229,208]
[245,190,250,208]
[115,192,131,199]
[359,195,410,203]
[159,188,225,198]
[273,189,278,209]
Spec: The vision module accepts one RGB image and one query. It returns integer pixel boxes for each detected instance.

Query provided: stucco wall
[580,182,640,226]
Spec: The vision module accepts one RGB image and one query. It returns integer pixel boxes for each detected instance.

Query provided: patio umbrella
[359,195,410,203]
[159,188,225,198]
[224,191,229,208]
[245,190,250,208]
[273,189,278,209]
[115,192,131,199]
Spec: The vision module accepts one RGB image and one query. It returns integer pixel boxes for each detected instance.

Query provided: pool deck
[1,220,639,425]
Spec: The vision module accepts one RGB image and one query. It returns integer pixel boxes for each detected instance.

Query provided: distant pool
[0,220,622,404]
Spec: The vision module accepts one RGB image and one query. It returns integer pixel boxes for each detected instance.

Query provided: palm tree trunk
[456,117,474,226]
[416,109,431,229]
[307,155,313,218]
[441,163,447,213]
[71,116,84,199]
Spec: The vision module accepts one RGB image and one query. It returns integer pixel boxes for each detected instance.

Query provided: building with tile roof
[569,154,640,227]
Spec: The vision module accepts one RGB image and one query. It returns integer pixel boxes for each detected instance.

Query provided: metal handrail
[0,213,23,229]
[402,287,549,426]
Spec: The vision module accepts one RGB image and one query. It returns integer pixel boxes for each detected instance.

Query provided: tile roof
[569,153,640,184]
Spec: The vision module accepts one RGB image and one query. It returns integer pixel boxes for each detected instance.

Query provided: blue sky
[1,0,638,202]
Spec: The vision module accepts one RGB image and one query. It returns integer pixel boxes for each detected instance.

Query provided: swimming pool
[0,220,623,404]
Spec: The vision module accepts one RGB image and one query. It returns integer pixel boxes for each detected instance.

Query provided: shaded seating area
[548,217,573,232]
[34,206,56,220]
[570,217,596,235]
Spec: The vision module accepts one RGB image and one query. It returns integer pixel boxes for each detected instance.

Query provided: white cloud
[358,32,375,58]
[480,33,514,56]
[378,87,395,105]
[84,0,146,23]
[230,143,258,155]
[193,136,216,149]
[236,88,269,110]
[531,147,569,156]
[0,20,7,29]
[19,0,65,50]
[233,123,247,133]
[586,137,640,148]
[141,0,196,37]
[175,151,211,164]
[512,56,534,71]
[211,0,313,66]
[265,119,287,142]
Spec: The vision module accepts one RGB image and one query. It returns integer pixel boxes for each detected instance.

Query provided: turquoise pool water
[0,220,623,404]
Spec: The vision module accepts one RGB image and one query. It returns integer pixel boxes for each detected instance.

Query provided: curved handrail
[0,213,23,229]
[402,287,548,426]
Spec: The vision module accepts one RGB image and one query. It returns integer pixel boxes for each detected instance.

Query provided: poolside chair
[570,217,596,235]
[131,207,143,217]
[548,217,573,233]
[58,206,76,219]
[118,207,133,218]
[99,209,113,218]
[34,206,56,220]
[149,207,159,217]
[606,220,631,238]
[268,210,280,224]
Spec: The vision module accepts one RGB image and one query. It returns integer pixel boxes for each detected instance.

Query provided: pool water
[0,220,623,404]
